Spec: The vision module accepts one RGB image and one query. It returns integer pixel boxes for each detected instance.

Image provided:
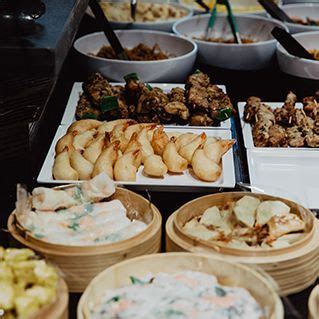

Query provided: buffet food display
[243,91,319,148]
[51,119,234,183]
[5,0,319,316]
[75,71,233,126]
[183,195,306,249]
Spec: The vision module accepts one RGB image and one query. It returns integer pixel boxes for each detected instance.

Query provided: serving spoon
[89,0,129,60]
[258,0,294,23]
[272,26,315,60]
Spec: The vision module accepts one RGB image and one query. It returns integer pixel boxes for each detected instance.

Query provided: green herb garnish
[81,113,98,119]
[215,286,227,297]
[72,185,82,201]
[194,69,202,74]
[124,72,139,82]
[145,83,153,91]
[130,276,147,285]
[68,222,80,232]
[99,96,119,113]
[216,107,232,121]
[165,309,185,317]
[107,295,121,303]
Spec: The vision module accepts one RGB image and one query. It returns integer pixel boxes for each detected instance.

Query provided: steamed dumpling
[233,196,260,228]
[184,219,220,241]
[256,200,291,226]
[200,206,232,235]
[268,214,305,238]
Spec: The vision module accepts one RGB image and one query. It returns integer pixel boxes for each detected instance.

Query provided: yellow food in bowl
[100,2,188,23]
[309,49,319,60]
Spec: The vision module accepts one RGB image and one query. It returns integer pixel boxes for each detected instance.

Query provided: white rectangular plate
[247,149,319,209]
[37,126,235,191]
[238,102,319,151]
[60,82,230,129]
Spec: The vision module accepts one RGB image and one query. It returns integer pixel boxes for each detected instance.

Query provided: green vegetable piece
[145,83,153,91]
[130,276,147,285]
[81,113,98,119]
[194,69,202,74]
[215,286,227,297]
[99,96,119,113]
[216,107,232,121]
[124,72,139,82]
[107,295,121,303]
[165,309,185,317]
[67,222,80,232]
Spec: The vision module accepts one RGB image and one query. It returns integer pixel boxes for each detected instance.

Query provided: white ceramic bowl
[74,30,198,82]
[282,4,319,33]
[88,1,193,32]
[173,14,288,70]
[277,31,319,79]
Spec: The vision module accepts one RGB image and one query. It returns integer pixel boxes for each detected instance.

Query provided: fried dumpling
[92,141,120,179]
[191,149,222,182]
[52,148,79,180]
[162,137,188,173]
[72,129,96,151]
[137,127,154,162]
[124,132,141,154]
[233,195,260,228]
[183,219,220,241]
[268,214,305,238]
[143,155,168,177]
[175,132,197,150]
[114,150,141,181]
[55,132,75,154]
[83,135,105,163]
[97,119,136,136]
[70,150,94,180]
[179,132,206,164]
[67,119,102,134]
[203,139,235,163]
[200,206,232,235]
[256,200,291,226]
[151,127,169,156]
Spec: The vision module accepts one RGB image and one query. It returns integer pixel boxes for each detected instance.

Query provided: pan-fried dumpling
[233,196,260,228]
[200,206,232,235]
[270,233,305,248]
[183,219,220,241]
[268,214,305,238]
[256,200,291,226]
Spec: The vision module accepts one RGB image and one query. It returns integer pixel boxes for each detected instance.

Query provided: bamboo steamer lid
[30,278,68,319]
[309,285,319,319]
[8,187,162,293]
[166,192,319,296]
[77,252,284,319]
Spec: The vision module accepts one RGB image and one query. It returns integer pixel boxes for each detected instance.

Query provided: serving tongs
[272,26,315,60]
[130,0,137,21]
[195,0,210,12]
[89,0,129,60]
[258,0,294,23]
[205,0,241,44]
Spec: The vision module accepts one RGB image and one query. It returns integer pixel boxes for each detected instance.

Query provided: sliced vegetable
[130,276,148,285]
[99,96,119,113]
[215,286,227,297]
[216,107,232,121]
[194,69,202,74]
[124,72,139,82]
[145,83,153,91]
[107,295,121,303]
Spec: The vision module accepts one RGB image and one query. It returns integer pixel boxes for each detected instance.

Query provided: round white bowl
[277,31,319,80]
[74,30,198,82]
[89,1,193,32]
[282,3,319,33]
[173,14,288,70]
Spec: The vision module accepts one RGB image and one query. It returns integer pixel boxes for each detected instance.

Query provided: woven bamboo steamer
[308,285,319,319]
[77,252,284,319]
[8,187,162,293]
[30,278,68,319]
[165,192,319,296]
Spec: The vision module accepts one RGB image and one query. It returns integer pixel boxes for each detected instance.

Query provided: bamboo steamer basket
[30,278,68,319]
[308,285,319,319]
[8,187,162,292]
[77,252,284,319]
[166,192,319,296]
